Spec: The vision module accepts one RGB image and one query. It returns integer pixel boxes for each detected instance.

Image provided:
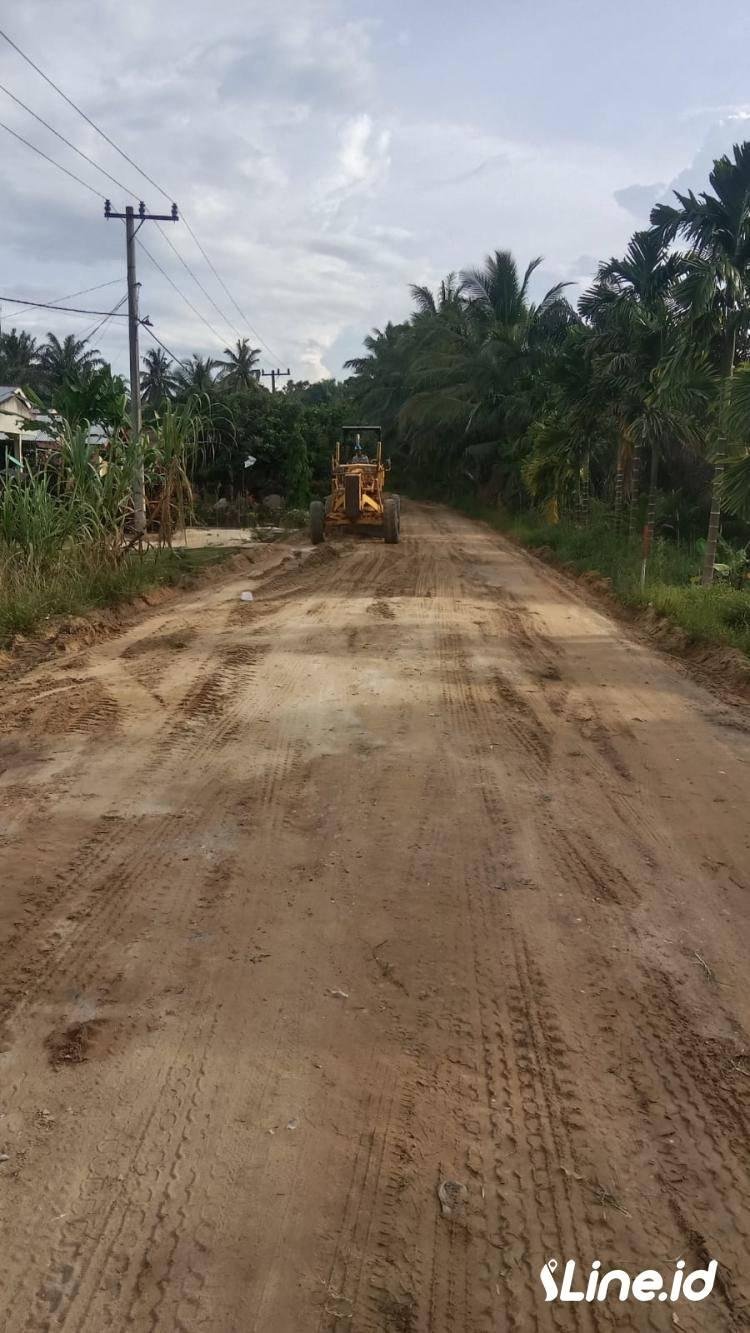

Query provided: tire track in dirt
[19,544,380,1331]
[1,558,333,1329]
[303,574,447,1330]
[433,615,617,1333]
[5,782,306,1326]
[299,547,478,1332]
[426,550,698,1331]
[20,1004,220,1333]
[2,504,750,1332]
[0,582,314,1033]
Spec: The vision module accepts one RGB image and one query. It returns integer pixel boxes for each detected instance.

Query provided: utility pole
[261,367,291,395]
[105,199,179,534]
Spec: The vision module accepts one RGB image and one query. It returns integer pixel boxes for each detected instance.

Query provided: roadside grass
[0,415,243,649]
[0,543,235,647]
[457,499,750,658]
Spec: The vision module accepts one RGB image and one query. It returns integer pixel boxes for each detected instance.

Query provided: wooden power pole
[261,367,291,395]
[105,199,179,533]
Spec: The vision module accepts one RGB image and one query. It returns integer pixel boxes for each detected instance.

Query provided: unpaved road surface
[1,504,749,1332]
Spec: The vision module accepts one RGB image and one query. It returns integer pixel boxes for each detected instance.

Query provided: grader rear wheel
[384,496,400,544]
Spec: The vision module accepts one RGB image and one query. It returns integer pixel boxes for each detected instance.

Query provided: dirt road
[1,503,749,1332]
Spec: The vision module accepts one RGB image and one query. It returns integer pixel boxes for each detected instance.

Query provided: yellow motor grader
[310,426,400,544]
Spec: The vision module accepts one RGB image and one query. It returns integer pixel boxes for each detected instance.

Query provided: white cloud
[615,111,750,223]
[310,114,392,222]
[339,115,387,184]
[1,0,748,380]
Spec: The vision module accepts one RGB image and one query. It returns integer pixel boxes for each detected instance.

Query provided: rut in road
[0,503,749,1332]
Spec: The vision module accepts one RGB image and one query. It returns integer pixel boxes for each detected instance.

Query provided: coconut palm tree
[580,231,689,542]
[651,142,750,583]
[39,333,103,393]
[460,251,571,335]
[0,328,40,388]
[344,322,414,426]
[399,252,576,495]
[409,273,466,329]
[522,323,614,521]
[141,347,178,409]
[174,355,217,397]
[597,228,685,310]
[217,338,261,391]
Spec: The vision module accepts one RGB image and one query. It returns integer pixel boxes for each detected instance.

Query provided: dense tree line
[0,328,353,509]
[344,142,750,585]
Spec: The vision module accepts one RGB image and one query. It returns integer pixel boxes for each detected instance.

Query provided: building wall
[0,392,36,435]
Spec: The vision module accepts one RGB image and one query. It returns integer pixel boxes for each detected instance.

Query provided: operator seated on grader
[309,425,400,545]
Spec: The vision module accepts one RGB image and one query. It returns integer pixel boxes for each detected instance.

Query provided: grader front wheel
[344,473,362,519]
[384,496,400,544]
[310,500,325,544]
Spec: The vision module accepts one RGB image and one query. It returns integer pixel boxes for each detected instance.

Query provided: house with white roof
[0,387,111,474]
[0,386,38,470]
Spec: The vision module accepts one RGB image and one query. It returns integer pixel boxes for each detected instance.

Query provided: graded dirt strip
[1,503,749,1332]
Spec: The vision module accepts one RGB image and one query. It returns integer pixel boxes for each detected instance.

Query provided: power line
[136,238,229,351]
[0,26,174,206]
[0,294,129,315]
[4,307,112,329]
[141,321,189,367]
[0,88,241,343]
[0,80,142,202]
[8,277,123,318]
[152,222,242,343]
[181,215,284,362]
[0,26,287,365]
[81,292,128,345]
[0,118,105,197]
[9,306,120,330]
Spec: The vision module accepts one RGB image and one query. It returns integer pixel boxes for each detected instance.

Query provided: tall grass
[0,403,216,646]
[0,540,232,644]
[144,398,212,545]
[0,470,73,559]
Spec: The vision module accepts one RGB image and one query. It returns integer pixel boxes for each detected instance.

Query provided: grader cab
[310,426,400,544]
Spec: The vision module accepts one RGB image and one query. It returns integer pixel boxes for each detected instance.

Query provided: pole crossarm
[260,367,292,394]
[105,199,178,222]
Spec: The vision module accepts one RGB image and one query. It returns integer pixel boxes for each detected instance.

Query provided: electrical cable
[8,277,124,318]
[81,292,128,344]
[0,26,174,205]
[0,118,105,197]
[136,239,228,350]
[0,294,129,315]
[0,80,142,201]
[181,215,284,362]
[153,221,242,343]
[0,27,287,364]
[140,322,189,367]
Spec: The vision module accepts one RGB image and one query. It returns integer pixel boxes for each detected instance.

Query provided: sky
[2,0,750,382]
